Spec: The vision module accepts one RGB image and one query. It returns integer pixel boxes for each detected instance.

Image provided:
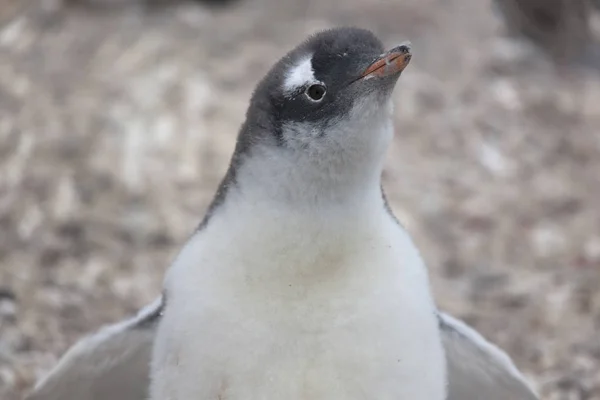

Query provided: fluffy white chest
[150,205,446,400]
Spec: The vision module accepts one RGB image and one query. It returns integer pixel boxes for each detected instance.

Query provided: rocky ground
[0,0,599,399]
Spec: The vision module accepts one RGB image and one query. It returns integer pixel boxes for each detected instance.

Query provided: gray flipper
[25,298,163,400]
[27,299,538,400]
[440,312,539,400]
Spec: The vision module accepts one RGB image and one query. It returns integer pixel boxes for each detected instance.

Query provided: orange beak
[359,43,412,80]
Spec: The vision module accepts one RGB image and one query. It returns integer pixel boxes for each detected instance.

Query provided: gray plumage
[26,298,538,400]
[198,28,398,230]
[440,313,538,400]
[27,28,539,400]
[26,298,162,400]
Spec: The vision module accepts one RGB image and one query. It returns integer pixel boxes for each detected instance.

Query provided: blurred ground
[0,0,599,399]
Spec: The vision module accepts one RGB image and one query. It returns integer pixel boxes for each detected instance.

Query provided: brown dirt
[0,1,599,399]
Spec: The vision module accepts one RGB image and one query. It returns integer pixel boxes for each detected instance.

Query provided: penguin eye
[305,84,326,102]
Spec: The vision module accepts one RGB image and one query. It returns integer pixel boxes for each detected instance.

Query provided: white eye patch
[283,56,317,94]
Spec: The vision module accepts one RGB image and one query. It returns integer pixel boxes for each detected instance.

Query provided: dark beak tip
[393,42,412,56]
[356,41,413,81]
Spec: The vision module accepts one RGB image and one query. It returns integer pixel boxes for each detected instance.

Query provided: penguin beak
[358,43,412,81]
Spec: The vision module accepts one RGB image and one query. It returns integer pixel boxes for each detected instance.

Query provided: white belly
[150,209,446,400]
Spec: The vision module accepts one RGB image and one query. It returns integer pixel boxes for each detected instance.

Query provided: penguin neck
[176,146,407,306]
[191,160,395,290]
[184,119,406,296]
